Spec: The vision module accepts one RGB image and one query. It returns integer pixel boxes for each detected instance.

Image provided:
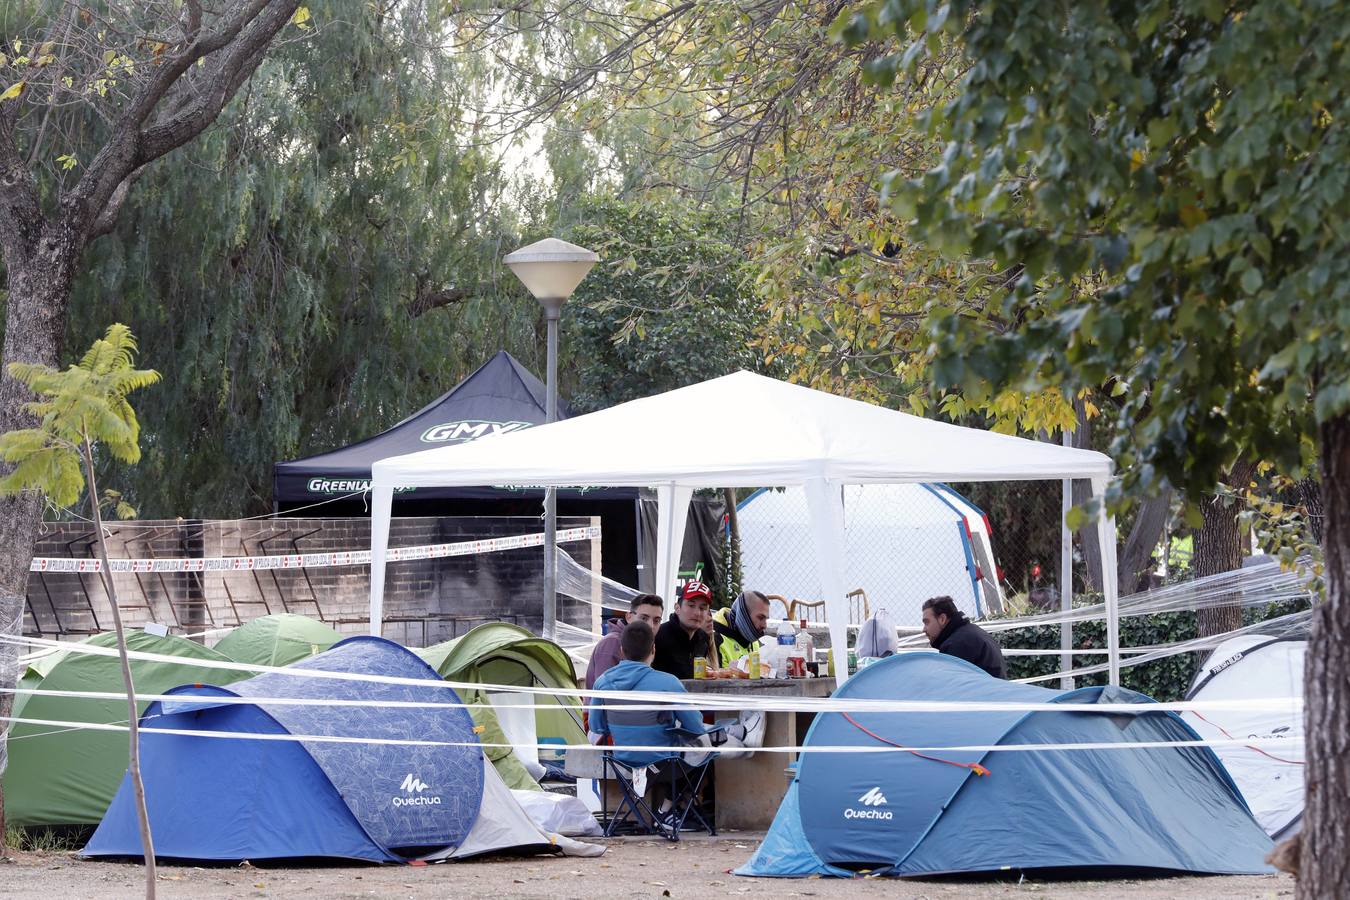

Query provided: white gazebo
[367,371,1119,687]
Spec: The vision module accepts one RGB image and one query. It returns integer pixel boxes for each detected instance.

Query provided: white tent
[367,371,1118,687]
[737,483,1005,621]
[1182,635,1306,839]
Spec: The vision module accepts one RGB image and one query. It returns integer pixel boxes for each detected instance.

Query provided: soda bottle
[748,646,760,680]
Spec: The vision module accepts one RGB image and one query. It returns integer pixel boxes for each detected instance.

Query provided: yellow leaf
[1178,204,1207,227]
[0,80,24,102]
[291,6,311,27]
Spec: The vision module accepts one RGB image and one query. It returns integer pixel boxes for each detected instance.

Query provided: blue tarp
[740,653,1275,878]
[84,637,486,862]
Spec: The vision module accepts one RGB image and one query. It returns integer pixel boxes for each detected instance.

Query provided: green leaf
[1239,266,1263,294]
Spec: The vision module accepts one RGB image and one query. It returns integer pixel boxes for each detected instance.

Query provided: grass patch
[4,825,86,853]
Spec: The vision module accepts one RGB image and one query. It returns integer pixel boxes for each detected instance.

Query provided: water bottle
[776,621,797,678]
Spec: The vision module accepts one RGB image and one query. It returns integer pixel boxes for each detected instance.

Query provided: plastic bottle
[747,646,760,680]
[795,618,814,662]
[776,621,797,677]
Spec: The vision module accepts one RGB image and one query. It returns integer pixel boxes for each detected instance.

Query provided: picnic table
[681,676,835,830]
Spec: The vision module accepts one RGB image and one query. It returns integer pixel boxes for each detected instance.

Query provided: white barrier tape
[7,619,1306,715]
[1,683,1301,718]
[0,631,1305,715]
[0,714,1305,756]
[27,525,602,574]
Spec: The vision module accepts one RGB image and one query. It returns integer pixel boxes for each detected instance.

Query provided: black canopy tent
[273,351,642,585]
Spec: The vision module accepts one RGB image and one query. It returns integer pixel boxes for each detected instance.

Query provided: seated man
[712,589,771,667]
[589,620,710,767]
[590,620,760,832]
[653,580,713,680]
[586,593,664,689]
[921,595,1006,678]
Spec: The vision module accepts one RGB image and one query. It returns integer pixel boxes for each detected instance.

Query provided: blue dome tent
[739,654,1273,878]
[84,637,592,863]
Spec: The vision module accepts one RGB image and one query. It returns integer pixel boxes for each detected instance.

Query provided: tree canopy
[845,0,1347,505]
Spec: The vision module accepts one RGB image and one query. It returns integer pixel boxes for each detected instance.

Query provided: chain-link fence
[736,481,1078,627]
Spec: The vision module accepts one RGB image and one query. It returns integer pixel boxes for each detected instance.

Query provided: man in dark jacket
[585,593,665,689]
[653,580,713,680]
[921,596,1006,678]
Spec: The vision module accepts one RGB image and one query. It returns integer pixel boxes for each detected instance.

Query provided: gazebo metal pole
[1061,429,1075,689]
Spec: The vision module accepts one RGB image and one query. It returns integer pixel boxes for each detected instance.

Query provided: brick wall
[23,516,598,647]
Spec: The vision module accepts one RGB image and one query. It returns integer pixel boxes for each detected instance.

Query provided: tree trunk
[723,487,741,596]
[1117,489,1172,594]
[1069,399,1103,591]
[1299,476,1325,544]
[1195,458,1256,637]
[82,440,156,897]
[1301,414,1350,897]
[0,247,76,848]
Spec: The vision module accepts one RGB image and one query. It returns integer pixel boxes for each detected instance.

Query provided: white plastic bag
[510,789,604,837]
[856,610,897,659]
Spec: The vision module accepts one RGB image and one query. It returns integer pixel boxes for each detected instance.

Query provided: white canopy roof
[371,371,1110,489]
[367,370,1121,688]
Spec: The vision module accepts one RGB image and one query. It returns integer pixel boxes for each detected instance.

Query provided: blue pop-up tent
[740,653,1274,878]
[83,637,587,863]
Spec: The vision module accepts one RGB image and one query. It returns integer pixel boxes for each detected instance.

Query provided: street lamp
[504,238,598,641]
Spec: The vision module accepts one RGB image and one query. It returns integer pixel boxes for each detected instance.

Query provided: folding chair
[599,724,722,842]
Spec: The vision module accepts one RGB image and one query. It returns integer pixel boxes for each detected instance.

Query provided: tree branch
[61,0,300,246]
[408,283,480,319]
[139,0,302,162]
[87,166,145,240]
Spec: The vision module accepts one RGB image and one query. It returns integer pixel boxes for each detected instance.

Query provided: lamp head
[503,238,599,307]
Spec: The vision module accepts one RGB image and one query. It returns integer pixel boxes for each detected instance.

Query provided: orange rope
[841,712,991,776]
[1191,711,1304,766]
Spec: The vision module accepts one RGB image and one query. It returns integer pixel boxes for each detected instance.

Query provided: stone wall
[24,516,599,647]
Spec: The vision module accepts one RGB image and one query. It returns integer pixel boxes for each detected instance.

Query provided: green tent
[4,630,249,827]
[212,613,342,667]
[417,623,585,792]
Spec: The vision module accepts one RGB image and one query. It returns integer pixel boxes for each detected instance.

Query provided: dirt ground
[0,833,1293,900]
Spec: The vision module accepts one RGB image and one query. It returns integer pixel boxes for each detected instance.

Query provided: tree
[0,0,305,842]
[559,195,769,412]
[505,2,1080,427]
[60,1,535,519]
[0,324,159,893]
[848,1,1347,891]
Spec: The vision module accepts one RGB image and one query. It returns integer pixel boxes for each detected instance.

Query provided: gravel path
[0,834,1294,900]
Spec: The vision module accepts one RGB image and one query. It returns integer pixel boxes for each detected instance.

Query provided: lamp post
[504,238,598,641]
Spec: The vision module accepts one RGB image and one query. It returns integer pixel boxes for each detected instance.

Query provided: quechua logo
[844,785,893,820]
[393,773,441,808]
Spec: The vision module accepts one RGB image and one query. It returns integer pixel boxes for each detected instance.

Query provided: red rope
[1191,711,1304,766]
[841,712,991,777]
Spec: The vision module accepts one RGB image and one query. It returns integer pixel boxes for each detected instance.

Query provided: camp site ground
[0,836,1295,899]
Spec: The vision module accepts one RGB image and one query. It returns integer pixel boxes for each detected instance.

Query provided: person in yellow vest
[712,590,772,667]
